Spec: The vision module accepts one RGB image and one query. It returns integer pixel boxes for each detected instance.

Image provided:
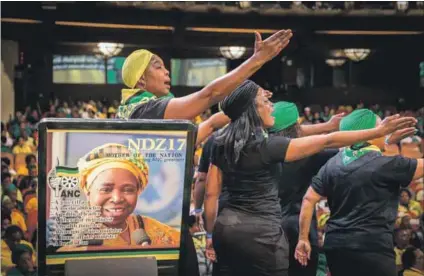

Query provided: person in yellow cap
[117,30,293,124]
[56,143,180,252]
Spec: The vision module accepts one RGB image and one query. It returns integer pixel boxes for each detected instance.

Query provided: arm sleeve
[375,156,418,188]
[129,98,171,119]
[310,166,328,197]
[261,136,291,164]
[198,136,214,173]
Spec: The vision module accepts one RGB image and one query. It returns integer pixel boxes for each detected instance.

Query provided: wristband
[206,233,213,239]
[194,208,203,214]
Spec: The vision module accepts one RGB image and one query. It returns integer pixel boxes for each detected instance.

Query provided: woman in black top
[295,109,423,276]
[204,81,417,276]
[269,101,340,276]
[269,102,413,276]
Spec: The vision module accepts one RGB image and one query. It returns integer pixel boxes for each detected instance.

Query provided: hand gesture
[327,113,345,131]
[377,115,417,136]
[386,128,418,145]
[254,29,293,63]
[294,239,311,266]
[205,237,217,263]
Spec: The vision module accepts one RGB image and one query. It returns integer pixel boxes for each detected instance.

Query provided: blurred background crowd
[2,1,424,275]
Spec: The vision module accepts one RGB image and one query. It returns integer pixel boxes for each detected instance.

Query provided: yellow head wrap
[77,143,149,195]
[121,49,155,105]
[122,49,154,89]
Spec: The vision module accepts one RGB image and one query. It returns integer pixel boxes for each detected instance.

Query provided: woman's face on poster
[88,168,139,227]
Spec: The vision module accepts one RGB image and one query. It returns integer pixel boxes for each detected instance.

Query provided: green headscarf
[340,109,381,165]
[269,101,299,133]
[5,184,17,193]
[340,109,377,132]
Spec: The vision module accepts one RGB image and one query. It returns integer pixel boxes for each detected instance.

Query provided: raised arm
[196,112,230,146]
[285,115,417,162]
[295,186,323,266]
[164,30,292,119]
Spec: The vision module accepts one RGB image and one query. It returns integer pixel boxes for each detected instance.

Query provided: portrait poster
[38,119,196,275]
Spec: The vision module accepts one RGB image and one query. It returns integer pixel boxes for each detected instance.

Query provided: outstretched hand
[253,29,293,64]
[378,115,417,136]
[386,127,418,145]
[327,112,345,131]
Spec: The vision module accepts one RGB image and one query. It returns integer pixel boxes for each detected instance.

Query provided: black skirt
[212,208,289,276]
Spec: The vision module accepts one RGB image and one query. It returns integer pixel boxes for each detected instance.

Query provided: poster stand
[37,118,197,276]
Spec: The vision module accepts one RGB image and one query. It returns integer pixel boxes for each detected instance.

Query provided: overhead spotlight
[344,1,355,10]
[325,59,346,67]
[330,49,345,58]
[314,1,323,10]
[396,1,409,12]
[344,48,371,62]
[239,1,251,9]
[220,46,246,60]
[97,42,124,57]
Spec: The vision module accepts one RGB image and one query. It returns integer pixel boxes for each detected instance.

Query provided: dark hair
[402,247,418,269]
[1,136,6,144]
[18,176,32,190]
[215,103,263,167]
[271,122,301,139]
[1,172,11,182]
[11,244,33,265]
[4,225,24,240]
[25,154,36,165]
[2,157,11,166]
[400,188,412,199]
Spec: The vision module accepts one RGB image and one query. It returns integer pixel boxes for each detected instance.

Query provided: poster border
[38,118,197,275]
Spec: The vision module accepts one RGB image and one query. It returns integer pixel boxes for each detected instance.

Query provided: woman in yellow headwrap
[58,143,180,251]
[116,30,292,123]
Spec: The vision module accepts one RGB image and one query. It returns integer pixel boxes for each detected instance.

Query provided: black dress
[210,135,291,276]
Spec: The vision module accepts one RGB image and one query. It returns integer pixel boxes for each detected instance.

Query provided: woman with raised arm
[116,30,292,144]
[117,30,291,121]
[295,109,423,276]
[203,80,417,276]
[268,102,413,276]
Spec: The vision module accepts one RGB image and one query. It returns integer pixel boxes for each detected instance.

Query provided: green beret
[340,109,377,132]
[269,101,299,133]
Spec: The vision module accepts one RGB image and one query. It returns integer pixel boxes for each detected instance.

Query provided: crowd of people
[1,96,423,276]
[1,28,424,275]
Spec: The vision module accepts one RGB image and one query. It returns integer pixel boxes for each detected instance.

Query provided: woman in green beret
[295,109,423,276]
